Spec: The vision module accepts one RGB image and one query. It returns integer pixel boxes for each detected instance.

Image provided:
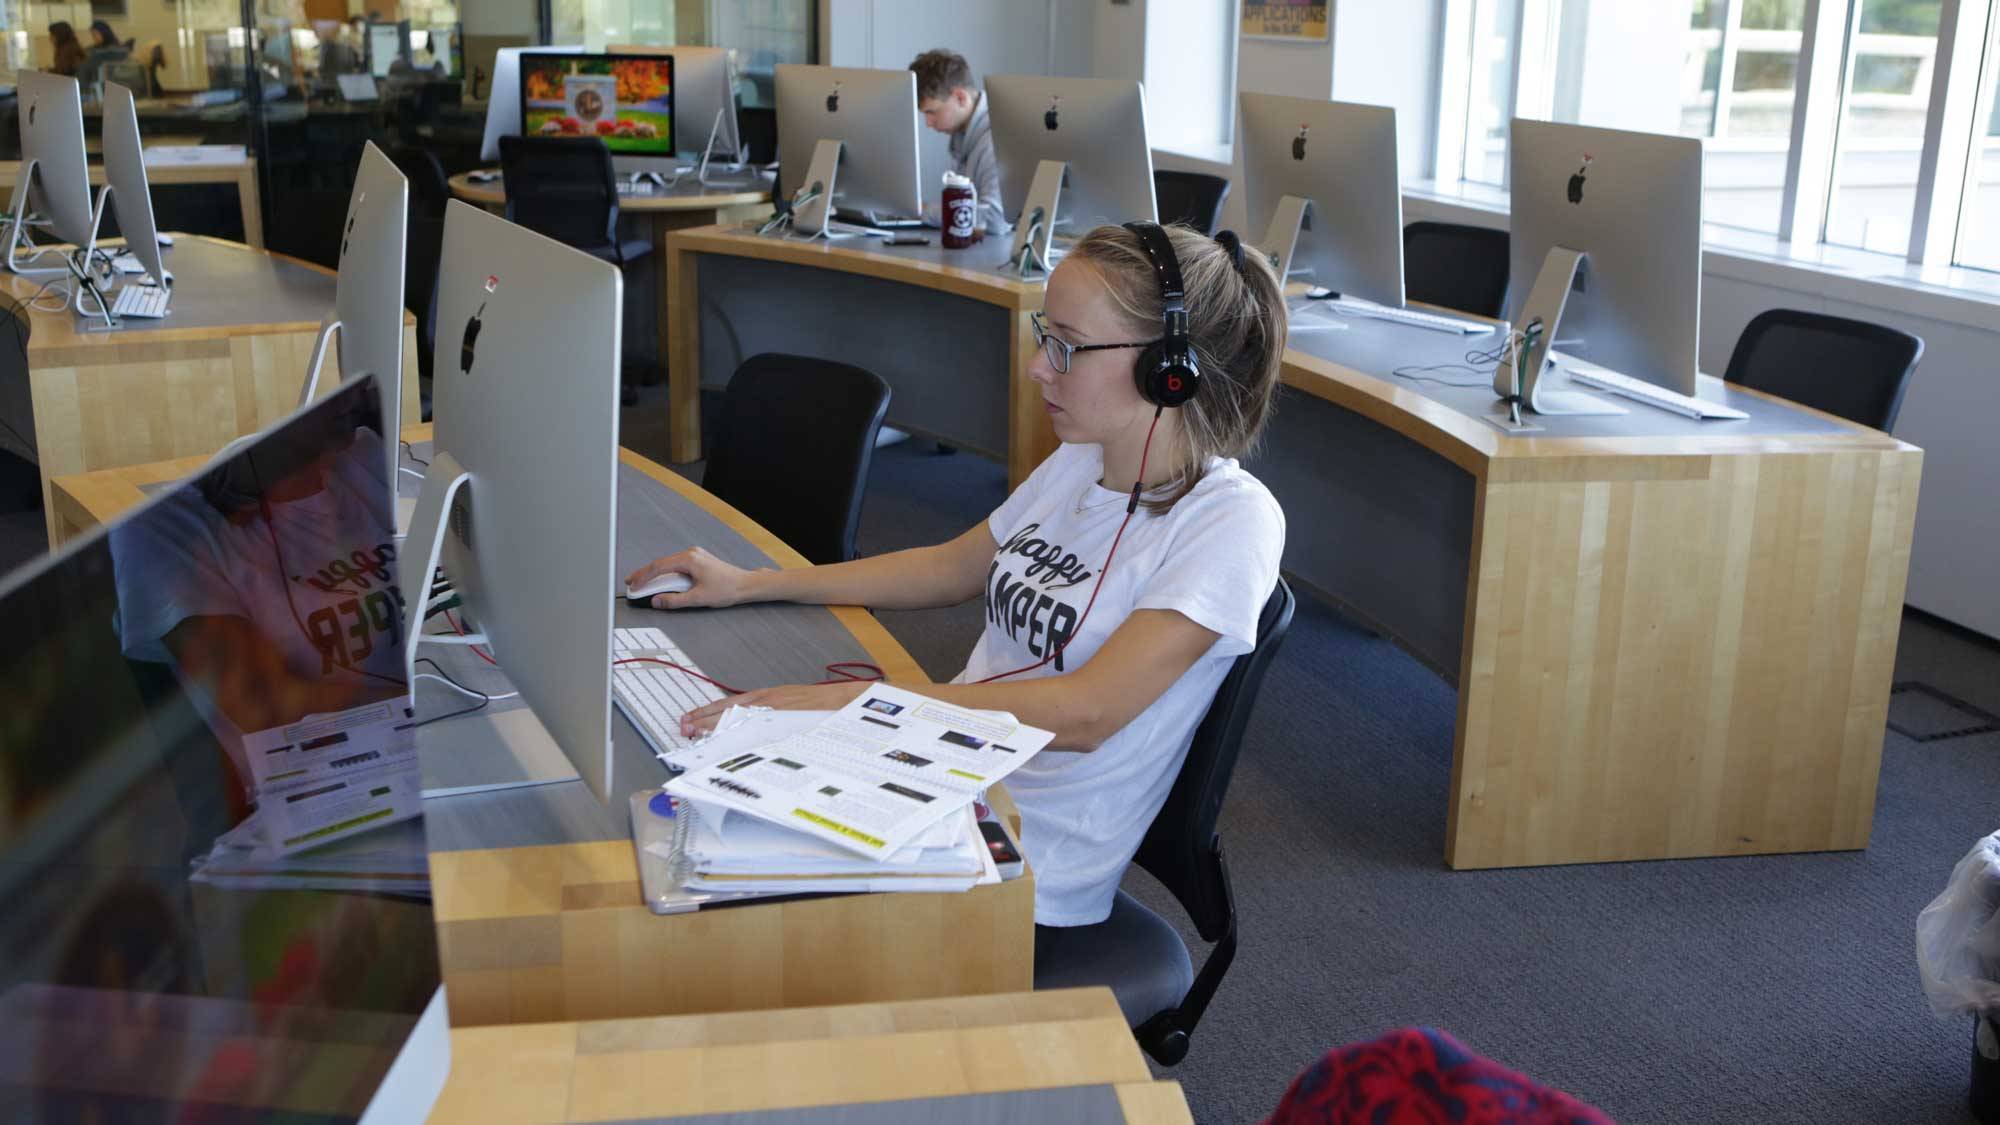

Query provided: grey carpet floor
[3,386,1992,1124]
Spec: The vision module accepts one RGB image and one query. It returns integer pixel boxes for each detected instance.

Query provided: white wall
[1331,0,1441,179]
[819,0,1096,188]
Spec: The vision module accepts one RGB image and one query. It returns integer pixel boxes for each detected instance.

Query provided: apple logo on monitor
[826,83,841,113]
[341,193,362,259]
[460,292,489,375]
[1044,95,1061,131]
[1292,125,1309,161]
[1567,155,1592,204]
[26,100,34,127]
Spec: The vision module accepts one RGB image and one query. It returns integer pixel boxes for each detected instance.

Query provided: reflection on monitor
[520,52,674,157]
[0,374,448,1121]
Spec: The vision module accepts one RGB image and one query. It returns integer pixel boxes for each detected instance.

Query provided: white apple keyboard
[111,284,170,319]
[623,573,693,602]
[612,626,727,764]
[1563,362,1749,420]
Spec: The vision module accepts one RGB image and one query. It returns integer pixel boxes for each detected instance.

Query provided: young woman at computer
[626,222,1288,928]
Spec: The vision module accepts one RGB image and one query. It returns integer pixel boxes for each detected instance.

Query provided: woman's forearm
[744,528,994,611]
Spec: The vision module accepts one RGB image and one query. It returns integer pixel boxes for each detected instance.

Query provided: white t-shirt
[112,428,405,789]
[955,442,1285,926]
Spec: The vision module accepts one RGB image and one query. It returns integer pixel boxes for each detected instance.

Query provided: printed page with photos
[663,684,1054,858]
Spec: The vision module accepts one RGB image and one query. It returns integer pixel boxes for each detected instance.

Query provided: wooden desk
[0,154,262,249]
[450,171,772,372]
[10,234,419,547]
[52,425,1037,1027]
[432,989,1191,1124]
[1266,314,1923,870]
[665,225,1055,489]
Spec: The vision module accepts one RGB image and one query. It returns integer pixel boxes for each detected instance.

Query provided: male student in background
[910,49,1008,235]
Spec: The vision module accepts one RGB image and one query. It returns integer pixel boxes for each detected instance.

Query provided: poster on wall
[1242,0,1328,42]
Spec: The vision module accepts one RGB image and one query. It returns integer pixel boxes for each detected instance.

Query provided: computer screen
[0,375,448,1120]
[367,22,406,79]
[520,52,674,157]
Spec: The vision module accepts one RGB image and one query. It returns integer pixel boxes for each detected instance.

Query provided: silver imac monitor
[480,44,583,163]
[301,142,408,493]
[100,82,168,292]
[1239,93,1405,307]
[774,64,923,222]
[0,374,449,1122]
[615,44,742,164]
[402,200,622,802]
[986,74,1157,236]
[1508,117,1704,397]
[9,70,99,270]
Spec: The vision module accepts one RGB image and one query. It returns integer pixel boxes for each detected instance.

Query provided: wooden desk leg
[665,236,703,464]
[1006,306,1058,491]
[237,159,264,249]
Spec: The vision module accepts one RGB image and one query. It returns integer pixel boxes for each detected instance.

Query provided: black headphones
[1123,221,1201,408]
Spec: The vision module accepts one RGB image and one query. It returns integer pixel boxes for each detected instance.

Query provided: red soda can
[942,172,977,249]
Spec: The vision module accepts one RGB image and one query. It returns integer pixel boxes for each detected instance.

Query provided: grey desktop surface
[597,1085,1127,1125]
[410,445,886,854]
[486,170,773,200]
[1286,305,1857,438]
[83,236,334,334]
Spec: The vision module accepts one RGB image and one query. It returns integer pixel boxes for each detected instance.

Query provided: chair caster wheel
[1135,1015,1189,1065]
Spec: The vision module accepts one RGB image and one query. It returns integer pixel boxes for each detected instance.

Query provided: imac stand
[1497,246,1624,416]
[298,317,344,406]
[1007,159,1065,279]
[790,138,842,239]
[397,449,473,689]
[693,105,740,185]
[3,161,66,277]
[1259,194,1313,287]
[68,184,121,330]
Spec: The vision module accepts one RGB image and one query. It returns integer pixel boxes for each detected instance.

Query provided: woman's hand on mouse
[625,547,764,610]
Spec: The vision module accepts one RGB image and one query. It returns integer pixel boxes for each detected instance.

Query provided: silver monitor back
[100,82,165,290]
[616,44,741,162]
[986,74,1156,232]
[1239,93,1404,307]
[16,69,97,248]
[336,142,409,474]
[774,64,923,219]
[1509,118,1703,394]
[431,200,621,803]
[480,44,583,163]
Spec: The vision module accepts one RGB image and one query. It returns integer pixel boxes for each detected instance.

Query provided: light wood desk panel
[0,154,262,249]
[1271,320,1922,870]
[52,427,1035,1027]
[11,235,419,547]
[432,989,1190,1124]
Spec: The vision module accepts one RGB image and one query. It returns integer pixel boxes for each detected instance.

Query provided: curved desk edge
[448,171,773,212]
[667,225,1044,310]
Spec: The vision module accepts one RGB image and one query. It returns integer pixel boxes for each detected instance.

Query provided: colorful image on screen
[521,54,674,155]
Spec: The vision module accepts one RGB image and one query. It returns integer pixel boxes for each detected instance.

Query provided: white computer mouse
[155,232,175,246]
[623,573,693,603]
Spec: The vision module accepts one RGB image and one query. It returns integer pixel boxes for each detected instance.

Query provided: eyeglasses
[1030,310,1160,375]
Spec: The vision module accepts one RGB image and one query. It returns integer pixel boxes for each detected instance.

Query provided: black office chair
[385,145,449,411]
[703,354,891,565]
[1153,170,1231,236]
[1722,308,1924,433]
[1033,578,1296,1066]
[497,135,650,267]
[1401,221,1510,319]
[738,106,778,166]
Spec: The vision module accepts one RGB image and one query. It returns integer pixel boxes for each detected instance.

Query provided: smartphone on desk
[979,819,1024,880]
[886,234,931,247]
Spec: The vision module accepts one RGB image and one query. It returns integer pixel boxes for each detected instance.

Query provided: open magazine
[663,684,1054,858]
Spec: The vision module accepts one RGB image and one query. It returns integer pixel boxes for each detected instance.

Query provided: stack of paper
[191,814,431,895]
[649,684,1052,898]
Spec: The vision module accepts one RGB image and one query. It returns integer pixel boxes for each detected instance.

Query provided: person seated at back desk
[626,223,1288,931]
[80,20,130,91]
[910,48,1007,235]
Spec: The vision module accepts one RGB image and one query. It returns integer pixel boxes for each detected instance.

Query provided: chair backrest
[1402,220,1510,319]
[498,135,620,253]
[1132,578,1295,940]
[703,353,891,565]
[385,144,450,219]
[1722,308,1924,433]
[384,145,447,387]
[1153,170,1231,236]
[739,106,778,166]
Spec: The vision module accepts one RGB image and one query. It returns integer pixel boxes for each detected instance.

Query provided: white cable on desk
[415,671,518,702]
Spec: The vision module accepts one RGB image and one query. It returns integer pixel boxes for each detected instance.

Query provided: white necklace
[1074,481,1124,515]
